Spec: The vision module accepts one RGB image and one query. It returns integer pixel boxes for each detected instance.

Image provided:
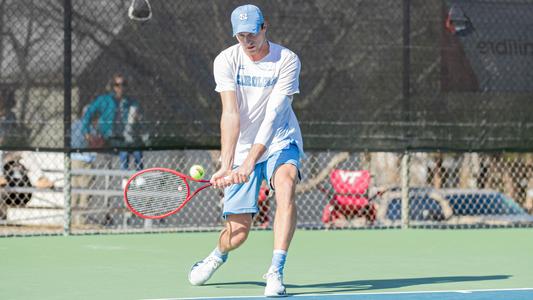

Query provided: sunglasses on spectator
[114,81,127,87]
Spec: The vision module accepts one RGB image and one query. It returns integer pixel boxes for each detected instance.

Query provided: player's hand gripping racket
[124,167,214,219]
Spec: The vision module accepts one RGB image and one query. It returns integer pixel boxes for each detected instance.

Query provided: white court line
[141,287,533,300]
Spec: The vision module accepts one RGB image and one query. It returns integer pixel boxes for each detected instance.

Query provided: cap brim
[233,23,261,36]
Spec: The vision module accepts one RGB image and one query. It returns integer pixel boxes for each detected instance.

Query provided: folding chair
[320,169,377,227]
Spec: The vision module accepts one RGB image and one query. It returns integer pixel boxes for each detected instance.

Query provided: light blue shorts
[222,142,301,218]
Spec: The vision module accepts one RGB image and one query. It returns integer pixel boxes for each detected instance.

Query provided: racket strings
[126,170,188,217]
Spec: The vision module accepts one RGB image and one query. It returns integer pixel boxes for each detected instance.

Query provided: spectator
[0,89,16,219]
[0,89,54,190]
[14,153,55,189]
[0,89,16,187]
[81,73,145,173]
[1,89,57,221]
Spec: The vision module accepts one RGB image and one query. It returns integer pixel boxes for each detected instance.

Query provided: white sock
[270,249,287,274]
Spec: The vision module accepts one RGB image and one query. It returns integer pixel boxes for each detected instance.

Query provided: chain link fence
[2,0,533,152]
[1,0,533,236]
[1,150,533,236]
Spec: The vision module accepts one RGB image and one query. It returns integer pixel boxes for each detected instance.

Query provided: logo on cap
[239,13,248,21]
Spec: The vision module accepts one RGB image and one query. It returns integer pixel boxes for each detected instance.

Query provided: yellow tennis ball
[189,164,205,180]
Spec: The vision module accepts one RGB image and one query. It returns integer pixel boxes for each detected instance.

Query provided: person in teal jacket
[81,73,144,171]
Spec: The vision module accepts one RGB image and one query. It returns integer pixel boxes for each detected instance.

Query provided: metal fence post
[63,154,72,235]
[401,0,412,230]
[63,0,72,235]
[401,151,410,229]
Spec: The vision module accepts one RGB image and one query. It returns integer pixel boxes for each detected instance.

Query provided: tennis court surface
[1,229,532,300]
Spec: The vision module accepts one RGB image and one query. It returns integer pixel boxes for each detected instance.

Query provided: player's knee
[273,178,297,200]
[273,165,298,188]
[225,215,252,248]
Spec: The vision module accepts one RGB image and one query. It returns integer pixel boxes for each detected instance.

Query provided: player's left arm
[235,94,292,181]
[237,53,301,179]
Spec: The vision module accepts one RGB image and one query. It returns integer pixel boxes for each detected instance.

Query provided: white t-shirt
[214,42,304,165]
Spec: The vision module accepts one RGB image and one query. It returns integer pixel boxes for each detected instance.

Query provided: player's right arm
[211,50,240,188]
[211,91,240,188]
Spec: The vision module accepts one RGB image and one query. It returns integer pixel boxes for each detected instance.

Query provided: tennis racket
[123,167,215,219]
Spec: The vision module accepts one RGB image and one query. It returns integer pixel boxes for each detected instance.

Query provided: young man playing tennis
[188,4,303,297]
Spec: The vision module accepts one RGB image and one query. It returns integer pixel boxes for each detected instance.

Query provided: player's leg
[264,143,301,297]
[188,214,253,286]
[272,163,298,251]
[132,150,144,170]
[188,163,264,286]
[218,213,253,253]
[119,151,129,170]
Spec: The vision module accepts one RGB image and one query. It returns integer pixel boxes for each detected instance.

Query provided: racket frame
[123,167,211,219]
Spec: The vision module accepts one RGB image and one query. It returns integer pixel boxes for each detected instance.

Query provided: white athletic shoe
[263,266,287,297]
[188,256,224,286]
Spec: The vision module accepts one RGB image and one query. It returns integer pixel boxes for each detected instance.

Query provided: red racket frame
[123,167,212,219]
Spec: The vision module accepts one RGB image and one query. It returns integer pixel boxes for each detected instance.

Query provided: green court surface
[1,229,532,300]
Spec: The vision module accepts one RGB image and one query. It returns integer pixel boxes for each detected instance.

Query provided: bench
[1,168,138,227]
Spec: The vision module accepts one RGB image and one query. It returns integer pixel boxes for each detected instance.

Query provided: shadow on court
[206,275,510,295]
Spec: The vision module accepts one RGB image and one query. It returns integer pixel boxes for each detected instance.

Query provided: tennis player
[188,4,304,297]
